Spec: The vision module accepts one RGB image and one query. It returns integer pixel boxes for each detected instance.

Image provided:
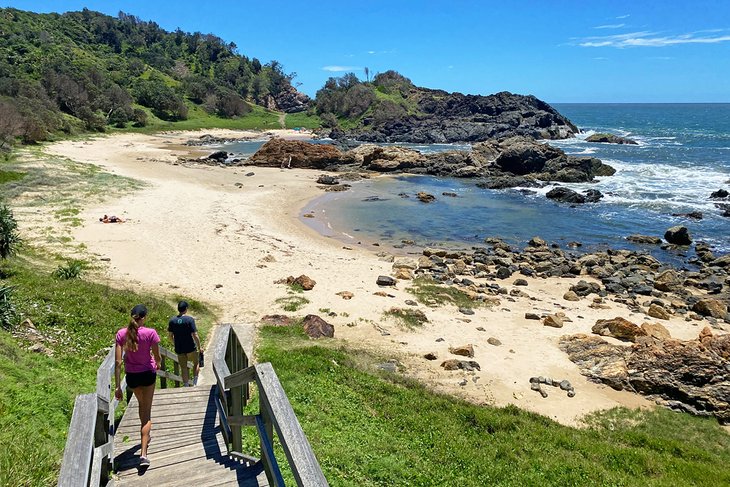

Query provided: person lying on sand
[99,214,125,223]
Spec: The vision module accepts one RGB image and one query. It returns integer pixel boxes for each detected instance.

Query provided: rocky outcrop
[336,91,579,144]
[273,84,311,113]
[586,133,638,145]
[562,329,730,423]
[248,138,346,168]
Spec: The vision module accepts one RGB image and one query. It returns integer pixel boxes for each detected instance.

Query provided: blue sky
[3,0,730,102]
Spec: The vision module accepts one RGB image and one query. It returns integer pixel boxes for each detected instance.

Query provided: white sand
[42,129,712,426]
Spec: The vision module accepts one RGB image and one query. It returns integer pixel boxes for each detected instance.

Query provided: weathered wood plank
[223,364,256,389]
[58,394,96,487]
[255,363,329,487]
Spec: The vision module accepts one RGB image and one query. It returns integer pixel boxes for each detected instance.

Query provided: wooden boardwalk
[113,386,268,487]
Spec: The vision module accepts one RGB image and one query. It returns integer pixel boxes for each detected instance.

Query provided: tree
[0,204,21,260]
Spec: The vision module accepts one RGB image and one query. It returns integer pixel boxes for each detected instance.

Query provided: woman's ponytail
[125,304,148,352]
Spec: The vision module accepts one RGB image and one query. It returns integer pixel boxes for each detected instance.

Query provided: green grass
[253,324,730,486]
[406,277,485,309]
[0,169,25,185]
[118,103,282,133]
[0,253,216,486]
[284,112,322,130]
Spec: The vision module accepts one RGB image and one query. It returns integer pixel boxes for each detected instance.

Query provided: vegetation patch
[0,169,24,184]
[383,307,429,329]
[52,259,86,280]
[406,277,481,308]
[275,295,309,312]
[252,324,730,486]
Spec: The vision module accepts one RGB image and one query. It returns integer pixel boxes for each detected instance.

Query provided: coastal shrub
[0,204,21,259]
[52,259,86,279]
[0,285,17,329]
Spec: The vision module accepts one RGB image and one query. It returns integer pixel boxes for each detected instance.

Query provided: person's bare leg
[180,354,190,385]
[134,384,155,457]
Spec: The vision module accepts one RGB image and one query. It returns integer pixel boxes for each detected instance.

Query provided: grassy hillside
[0,7,320,150]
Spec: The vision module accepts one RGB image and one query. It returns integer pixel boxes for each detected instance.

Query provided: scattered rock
[424,352,438,360]
[543,314,564,328]
[260,315,293,326]
[692,298,728,318]
[441,359,481,371]
[563,290,580,301]
[316,174,339,185]
[336,291,354,300]
[710,189,729,199]
[525,312,541,320]
[417,192,436,203]
[640,322,671,341]
[449,344,475,358]
[458,307,475,315]
[302,314,334,339]
[286,275,316,290]
[487,337,502,346]
[647,303,671,320]
[376,275,397,286]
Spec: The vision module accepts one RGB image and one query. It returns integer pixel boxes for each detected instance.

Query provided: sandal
[139,456,150,467]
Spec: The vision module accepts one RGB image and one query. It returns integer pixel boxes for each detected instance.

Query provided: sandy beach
[39,129,713,427]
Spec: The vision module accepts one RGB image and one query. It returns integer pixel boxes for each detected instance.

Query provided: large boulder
[664,226,692,245]
[692,298,728,318]
[561,329,730,423]
[249,138,345,168]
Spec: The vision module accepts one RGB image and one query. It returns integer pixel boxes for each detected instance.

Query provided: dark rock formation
[586,133,638,145]
[710,189,729,199]
[546,187,585,204]
[273,84,311,113]
[207,150,228,161]
[664,226,693,245]
[338,91,578,144]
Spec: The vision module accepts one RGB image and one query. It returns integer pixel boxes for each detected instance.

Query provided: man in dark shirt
[168,301,201,386]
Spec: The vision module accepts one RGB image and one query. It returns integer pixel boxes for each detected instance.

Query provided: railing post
[160,355,167,389]
[94,408,110,484]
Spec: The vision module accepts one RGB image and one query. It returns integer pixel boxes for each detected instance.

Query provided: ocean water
[300,104,730,260]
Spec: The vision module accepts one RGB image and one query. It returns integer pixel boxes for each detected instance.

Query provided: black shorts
[126,370,157,389]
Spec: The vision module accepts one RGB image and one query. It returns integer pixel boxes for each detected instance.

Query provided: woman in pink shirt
[114,304,161,467]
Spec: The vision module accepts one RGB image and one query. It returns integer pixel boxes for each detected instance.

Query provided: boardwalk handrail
[212,324,328,487]
[58,343,194,487]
